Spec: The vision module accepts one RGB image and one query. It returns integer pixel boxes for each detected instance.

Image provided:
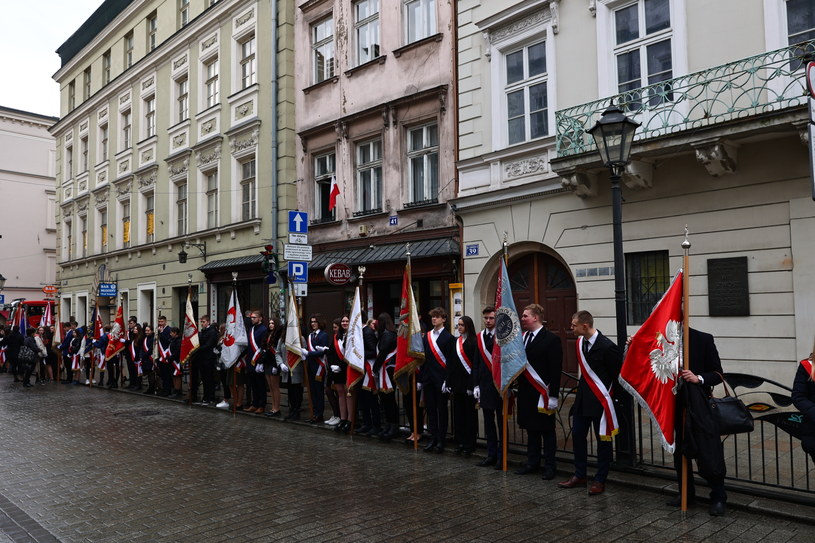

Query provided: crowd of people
[4,302,815,519]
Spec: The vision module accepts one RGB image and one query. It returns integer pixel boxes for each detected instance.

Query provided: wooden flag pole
[501,238,509,472]
[55,295,62,385]
[413,372,419,451]
[231,274,238,416]
[681,226,691,515]
[187,276,194,406]
[349,267,366,436]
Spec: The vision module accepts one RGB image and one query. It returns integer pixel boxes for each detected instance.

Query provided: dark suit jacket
[687,328,723,391]
[197,324,218,362]
[363,326,378,361]
[572,332,622,418]
[448,335,476,393]
[792,362,815,456]
[421,328,454,388]
[517,327,562,431]
[373,329,396,374]
[472,330,501,410]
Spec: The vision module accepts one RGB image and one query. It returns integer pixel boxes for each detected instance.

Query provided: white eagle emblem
[649,320,681,384]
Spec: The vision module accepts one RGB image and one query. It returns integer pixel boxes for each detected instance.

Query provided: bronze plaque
[707,257,750,317]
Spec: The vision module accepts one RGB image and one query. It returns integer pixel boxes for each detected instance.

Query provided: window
[99,124,109,163]
[122,109,132,149]
[83,67,92,100]
[355,140,382,214]
[176,76,189,123]
[179,0,190,28]
[66,146,73,179]
[145,192,155,243]
[314,152,336,221]
[80,136,88,172]
[312,17,335,84]
[176,182,188,235]
[145,95,156,138]
[206,171,218,228]
[68,81,76,111]
[407,123,439,205]
[405,0,436,43]
[614,0,672,108]
[240,35,257,89]
[505,41,548,145]
[80,216,88,258]
[355,0,380,65]
[124,32,134,69]
[102,50,111,85]
[65,219,73,260]
[99,208,108,253]
[121,200,131,249]
[626,250,669,325]
[788,0,815,70]
[147,12,157,52]
[240,159,256,221]
[205,58,219,107]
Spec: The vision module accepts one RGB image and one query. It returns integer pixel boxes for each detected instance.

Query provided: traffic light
[260,246,278,273]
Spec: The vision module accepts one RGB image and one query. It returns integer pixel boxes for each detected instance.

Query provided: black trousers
[452,392,478,451]
[201,358,216,402]
[159,361,173,393]
[287,383,303,411]
[424,385,449,444]
[250,369,266,408]
[524,415,557,469]
[359,388,381,428]
[307,359,325,417]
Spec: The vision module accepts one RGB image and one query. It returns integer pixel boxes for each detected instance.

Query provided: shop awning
[199,254,264,271]
[310,238,459,269]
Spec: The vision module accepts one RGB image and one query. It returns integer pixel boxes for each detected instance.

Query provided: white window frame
[406,122,439,205]
[205,169,219,229]
[124,31,134,69]
[121,109,132,150]
[80,136,89,173]
[179,0,190,28]
[65,145,73,179]
[314,152,336,221]
[68,81,75,111]
[312,16,335,84]
[355,139,382,214]
[144,95,156,138]
[176,76,189,123]
[405,0,436,44]
[176,181,188,236]
[64,218,73,260]
[120,199,131,249]
[79,214,88,258]
[102,50,111,85]
[239,34,257,89]
[144,191,155,243]
[504,40,549,146]
[204,57,219,108]
[83,67,92,101]
[240,158,256,221]
[97,207,108,254]
[355,0,381,65]
[147,12,158,52]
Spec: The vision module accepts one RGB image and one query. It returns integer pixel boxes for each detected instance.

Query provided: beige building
[293,0,460,321]
[50,0,297,326]
[0,106,59,308]
[454,0,814,382]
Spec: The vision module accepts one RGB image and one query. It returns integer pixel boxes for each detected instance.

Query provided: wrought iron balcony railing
[556,40,815,158]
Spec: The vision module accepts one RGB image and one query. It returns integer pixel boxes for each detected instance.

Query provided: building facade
[0,106,59,307]
[294,0,461,323]
[454,0,814,381]
[50,0,297,327]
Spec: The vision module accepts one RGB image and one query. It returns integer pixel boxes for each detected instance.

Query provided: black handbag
[709,372,754,435]
[18,345,37,364]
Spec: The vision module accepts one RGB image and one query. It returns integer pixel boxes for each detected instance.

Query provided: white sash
[427,330,447,368]
[577,336,618,440]
[455,336,472,375]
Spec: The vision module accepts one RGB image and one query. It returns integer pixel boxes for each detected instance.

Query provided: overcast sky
[1,1,104,117]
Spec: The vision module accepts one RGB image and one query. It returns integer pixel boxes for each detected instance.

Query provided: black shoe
[365,426,381,437]
[356,425,371,434]
[476,456,497,467]
[541,467,556,480]
[143,388,155,395]
[453,444,465,455]
[709,501,726,516]
[435,444,445,454]
[157,390,170,397]
[23,382,33,388]
[494,460,504,470]
[423,440,437,453]
[462,448,473,458]
[666,495,695,507]
[515,464,539,475]
[266,410,282,418]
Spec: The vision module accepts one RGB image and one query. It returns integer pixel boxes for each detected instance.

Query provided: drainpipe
[270,0,279,316]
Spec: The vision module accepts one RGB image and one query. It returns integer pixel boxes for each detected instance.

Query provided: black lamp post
[587,103,640,465]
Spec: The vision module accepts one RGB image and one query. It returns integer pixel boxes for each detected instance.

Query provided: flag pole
[187,275,194,406]
[89,301,96,388]
[681,226,691,515]
[502,235,509,472]
[294,279,314,419]
[55,292,62,386]
[349,266,365,436]
[232,272,239,416]
[403,243,420,452]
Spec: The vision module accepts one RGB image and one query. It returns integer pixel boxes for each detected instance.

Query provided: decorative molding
[65,131,73,143]
[119,92,130,105]
[201,35,218,50]
[439,90,447,114]
[169,158,190,177]
[693,140,738,177]
[138,168,157,188]
[589,0,596,17]
[235,101,254,119]
[622,161,654,190]
[118,160,129,174]
[488,9,550,44]
[551,0,560,34]
[172,133,187,148]
[196,146,221,169]
[78,179,87,192]
[201,120,216,135]
[382,106,390,128]
[141,149,154,163]
[173,55,188,70]
[561,172,596,198]
[116,182,132,196]
[141,76,155,90]
[98,108,107,121]
[97,170,107,184]
[235,8,254,27]
[79,120,88,132]
[94,190,108,204]
[504,155,548,178]
[335,121,348,140]
[229,127,260,156]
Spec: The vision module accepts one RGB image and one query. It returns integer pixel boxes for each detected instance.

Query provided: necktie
[524,332,533,347]
[582,339,590,357]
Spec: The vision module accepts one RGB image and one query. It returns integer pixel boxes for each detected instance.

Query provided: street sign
[99,283,118,297]
[266,272,277,285]
[289,233,308,245]
[324,263,352,285]
[0,294,4,304]
[288,261,308,283]
[284,244,313,262]
[389,215,398,226]
[288,211,308,233]
[465,244,479,257]
[294,284,308,297]
[42,285,58,295]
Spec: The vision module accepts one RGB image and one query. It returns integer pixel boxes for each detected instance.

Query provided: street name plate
[289,233,308,245]
[284,244,313,261]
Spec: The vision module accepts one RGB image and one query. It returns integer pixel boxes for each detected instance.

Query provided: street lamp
[0,273,6,290]
[587,103,640,465]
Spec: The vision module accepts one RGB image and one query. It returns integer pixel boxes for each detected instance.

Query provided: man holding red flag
[105,306,126,388]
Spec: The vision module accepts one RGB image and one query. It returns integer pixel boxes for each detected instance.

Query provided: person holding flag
[245,311,268,413]
[372,313,399,440]
[421,307,455,453]
[473,306,501,468]
[168,326,183,397]
[141,325,156,395]
[283,289,304,421]
[92,325,110,385]
[516,303,562,479]
[558,310,622,495]
[302,314,329,423]
[180,288,200,401]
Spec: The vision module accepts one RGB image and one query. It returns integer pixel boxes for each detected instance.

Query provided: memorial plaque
[707,257,749,317]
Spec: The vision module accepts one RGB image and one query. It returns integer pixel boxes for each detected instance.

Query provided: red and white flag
[618,270,684,454]
[105,304,126,360]
[344,285,365,387]
[40,302,54,328]
[220,288,248,368]
[394,261,425,393]
[328,175,340,211]
[284,288,303,370]
[181,288,199,364]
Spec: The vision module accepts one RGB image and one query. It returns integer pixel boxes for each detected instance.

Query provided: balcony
[556,40,814,158]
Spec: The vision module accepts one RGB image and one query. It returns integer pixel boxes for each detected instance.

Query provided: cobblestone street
[1,379,814,542]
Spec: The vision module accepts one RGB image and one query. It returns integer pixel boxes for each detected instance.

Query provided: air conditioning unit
[359,224,368,237]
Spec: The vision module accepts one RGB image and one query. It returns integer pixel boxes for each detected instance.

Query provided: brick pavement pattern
[1,379,815,543]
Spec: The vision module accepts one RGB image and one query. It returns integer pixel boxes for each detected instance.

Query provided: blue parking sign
[288,211,308,233]
[288,261,308,283]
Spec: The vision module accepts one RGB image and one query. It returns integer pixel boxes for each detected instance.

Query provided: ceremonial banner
[344,285,365,387]
[92,303,104,341]
[284,289,303,370]
[221,288,248,368]
[40,302,53,328]
[619,270,684,454]
[492,258,528,393]
[180,289,199,364]
[104,304,126,360]
[394,262,425,393]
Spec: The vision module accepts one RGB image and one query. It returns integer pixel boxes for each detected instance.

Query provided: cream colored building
[0,106,59,306]
[455,0,814,382]
[50,0,297,326]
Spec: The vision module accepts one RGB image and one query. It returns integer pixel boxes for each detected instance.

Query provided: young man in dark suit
[559,310,622,495]
[516,303,562,480]
[302,314,329,423]
[473,306,502,468]
[421,307,455,453]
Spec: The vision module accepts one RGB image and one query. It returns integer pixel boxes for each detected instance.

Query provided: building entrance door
[508,252,577,374]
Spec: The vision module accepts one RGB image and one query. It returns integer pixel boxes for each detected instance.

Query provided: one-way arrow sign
[288,210,309,234]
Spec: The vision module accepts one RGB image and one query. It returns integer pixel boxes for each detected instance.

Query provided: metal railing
[555,40,815,158]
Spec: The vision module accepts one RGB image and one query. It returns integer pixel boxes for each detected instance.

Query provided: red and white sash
[128,337,137,361]
[427,330,447,369]
[249,326,263,365]
[308,333,326,382]
[576,337,618,441]
[522,362,557,414]
[801,358,814,376]
[0,345,6,364]
[96,348,106,370]
[71,353,82,371]
[378,349,396,393]
[172,359,182,376]
[142,337,153,364]
[455,336,472,375]
[362,359,377,391]
[477,331,493,373]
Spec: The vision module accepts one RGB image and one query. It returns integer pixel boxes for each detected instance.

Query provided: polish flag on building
[105,304,126,360]
[180,288,199,364]
[328,175,340,211]
[618,270,684,454]
[284,288,304,370]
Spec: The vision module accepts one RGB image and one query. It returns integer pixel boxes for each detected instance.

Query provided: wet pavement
[1,378,815,542]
